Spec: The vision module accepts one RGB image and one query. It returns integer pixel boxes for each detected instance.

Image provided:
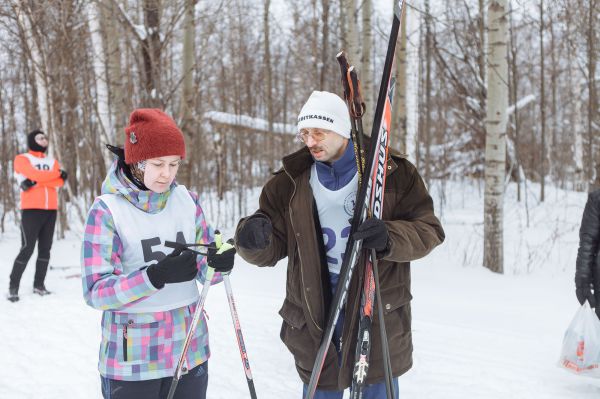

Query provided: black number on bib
[141,231,189,263]
[141,237,166,263]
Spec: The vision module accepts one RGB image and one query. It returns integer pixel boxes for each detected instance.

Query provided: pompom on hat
[297,91,351,139]
[124,108,186,165]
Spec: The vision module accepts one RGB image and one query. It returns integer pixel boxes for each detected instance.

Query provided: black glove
[576,279,597,308]
[20,179,37,191]
[353,217,389,252]
[236,214,272,250]
[59,169,68,181]
[146,250,198,289]
[207,243,236,274]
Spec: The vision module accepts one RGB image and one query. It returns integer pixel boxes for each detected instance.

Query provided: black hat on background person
[27,130,48,153]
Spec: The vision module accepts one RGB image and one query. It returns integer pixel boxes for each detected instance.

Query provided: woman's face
[34,133,49,148]
[142,155,181,193]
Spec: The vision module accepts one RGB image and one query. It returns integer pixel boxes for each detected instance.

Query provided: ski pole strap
[347,67,365,119]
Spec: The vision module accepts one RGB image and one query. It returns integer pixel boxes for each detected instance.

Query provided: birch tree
[360,0,373,134]
[392,4,408,154]
[484,0,508,274]
[87,2,113,152]
[343,0,360,70]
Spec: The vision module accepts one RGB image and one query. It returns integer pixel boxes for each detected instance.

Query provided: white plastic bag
[558,301,600,377]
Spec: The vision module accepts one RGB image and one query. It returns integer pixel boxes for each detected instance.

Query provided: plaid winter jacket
[81,161,220,381]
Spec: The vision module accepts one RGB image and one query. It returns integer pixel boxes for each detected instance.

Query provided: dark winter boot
[33,285,51,296]
[7,287,19,302]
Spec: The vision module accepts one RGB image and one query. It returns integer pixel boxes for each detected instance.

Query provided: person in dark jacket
[575,190,600,319]
[235,91,445,398]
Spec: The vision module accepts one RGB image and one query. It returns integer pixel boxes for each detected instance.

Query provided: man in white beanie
[235,91,444,398]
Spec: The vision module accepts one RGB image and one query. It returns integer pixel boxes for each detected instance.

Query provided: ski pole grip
[215,230,222,249]
[217,238,235,255]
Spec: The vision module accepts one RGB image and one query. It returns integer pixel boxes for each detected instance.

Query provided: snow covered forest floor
[2,180,600,398]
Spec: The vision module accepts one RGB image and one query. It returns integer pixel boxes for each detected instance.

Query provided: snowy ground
[1,181,600,398]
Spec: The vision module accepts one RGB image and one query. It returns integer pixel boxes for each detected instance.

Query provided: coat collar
[280,137,400,179]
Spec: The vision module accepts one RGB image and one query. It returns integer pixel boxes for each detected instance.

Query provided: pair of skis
[165,232,257,399]
[304,1,406,398]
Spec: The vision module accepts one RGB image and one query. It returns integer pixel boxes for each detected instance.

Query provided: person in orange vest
[8,130,67,302]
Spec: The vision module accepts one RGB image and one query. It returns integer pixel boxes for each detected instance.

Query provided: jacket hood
[101,160,176,214]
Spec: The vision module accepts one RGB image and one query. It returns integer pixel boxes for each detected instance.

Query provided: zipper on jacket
[123,325,128,362]
[285,168,322,333]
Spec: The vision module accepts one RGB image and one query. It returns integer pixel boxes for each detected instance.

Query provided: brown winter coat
[235,143,445,391]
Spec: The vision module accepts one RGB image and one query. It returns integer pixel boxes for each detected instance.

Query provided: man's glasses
[296,130,328,143]
[36,135,48,142]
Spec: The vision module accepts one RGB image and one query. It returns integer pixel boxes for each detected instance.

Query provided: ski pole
[372,250,394,399]
[223,273,258,399]
[166,232,226,399]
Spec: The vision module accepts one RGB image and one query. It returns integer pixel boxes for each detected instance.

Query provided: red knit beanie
[124,108,186,165]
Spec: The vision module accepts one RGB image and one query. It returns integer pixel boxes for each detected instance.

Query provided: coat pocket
[375,284,412,341]
[279,299,315,370]
[112,312,163,365]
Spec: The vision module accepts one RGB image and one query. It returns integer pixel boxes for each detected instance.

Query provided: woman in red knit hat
[81,109,235,399]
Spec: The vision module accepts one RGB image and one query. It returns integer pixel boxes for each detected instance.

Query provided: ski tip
[393,0,404,18]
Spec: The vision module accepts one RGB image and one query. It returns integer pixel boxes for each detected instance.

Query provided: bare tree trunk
[589,0,599,188]
[392,3,408,154]
[343,0,360,76]
[509,0,521,202]
[87,2,113,155]
[360,0,373,134]
[565,2,585,190]
[539,0,546,201]
[142,0,162,107]
[17,4,50,135]
[484,0,508,274]
[100,0,126,132]
[320,0,330,91]
[549,5,558,179]
[179,0,196,187]
[264,0,274,170]
[424,0,432,186]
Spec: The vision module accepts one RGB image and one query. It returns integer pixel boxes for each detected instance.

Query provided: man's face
[34,133,49,148]
[298,128,348,163]
[142,155,181,193]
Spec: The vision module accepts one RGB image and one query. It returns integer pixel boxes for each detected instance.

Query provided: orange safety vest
[13,151,64,210]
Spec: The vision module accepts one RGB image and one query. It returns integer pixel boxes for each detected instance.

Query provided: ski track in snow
[2,184,600,398]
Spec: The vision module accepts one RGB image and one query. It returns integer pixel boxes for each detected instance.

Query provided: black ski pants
[100,362,208,399]
[9,209,57,290]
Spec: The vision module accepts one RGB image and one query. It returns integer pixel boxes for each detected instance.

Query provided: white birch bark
[393,3,408,154]
[484,0,508,274]
[87,2,114,149]
[16,6,49,134]
[361,0,373,134]
[343,0,360,70]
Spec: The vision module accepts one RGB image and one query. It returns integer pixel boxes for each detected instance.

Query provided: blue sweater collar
[314,141,357,191]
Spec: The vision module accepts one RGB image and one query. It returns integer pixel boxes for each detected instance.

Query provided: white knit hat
[297,91,351,139]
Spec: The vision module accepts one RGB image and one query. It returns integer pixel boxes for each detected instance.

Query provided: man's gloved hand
[236,214,272,250]
[207,241,236,274]
[146,250,198,289]
[20,179,37,191]
[353,217,389,252]
[59,170,68,181]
